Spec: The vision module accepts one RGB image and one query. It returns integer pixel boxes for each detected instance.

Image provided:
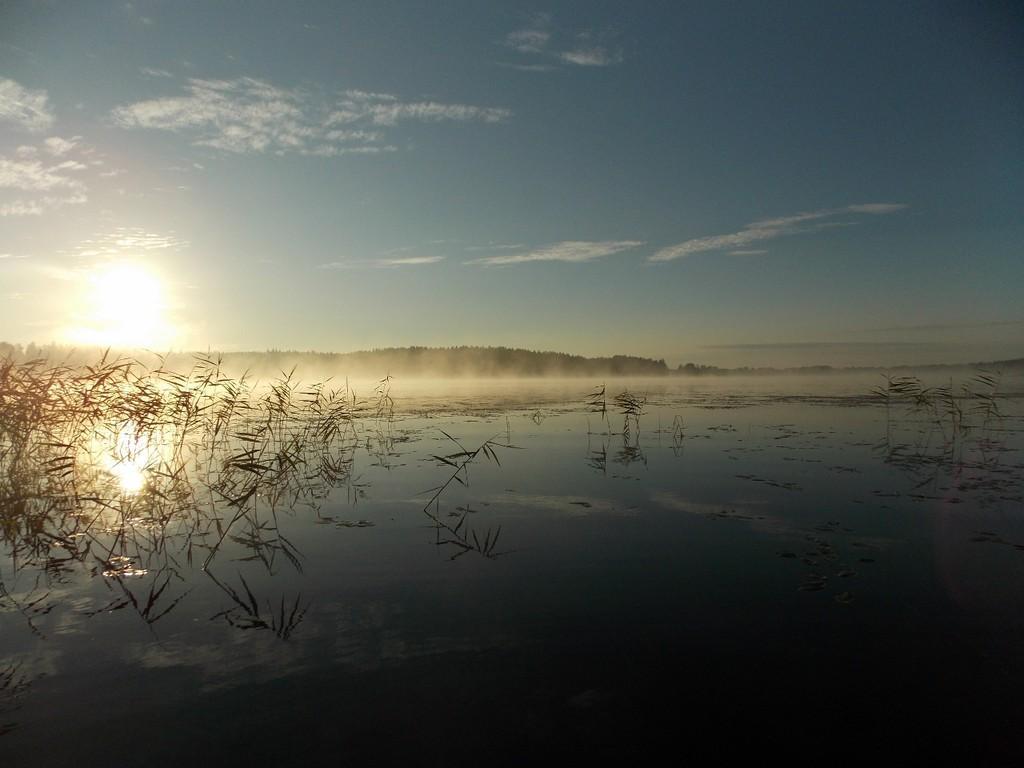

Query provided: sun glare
[106,422,155,494]
[67,263,175,349]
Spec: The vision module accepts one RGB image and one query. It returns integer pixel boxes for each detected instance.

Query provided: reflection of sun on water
[67,263,175,349]
[102,422,159,495]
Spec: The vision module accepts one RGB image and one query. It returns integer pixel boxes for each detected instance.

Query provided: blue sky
[1,1,1022,366]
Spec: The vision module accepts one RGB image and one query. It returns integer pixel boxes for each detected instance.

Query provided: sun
[66,263,176,349]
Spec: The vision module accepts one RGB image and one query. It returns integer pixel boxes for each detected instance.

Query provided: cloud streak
[68,227,189,259]
[319,255,445,270]
[559,47,623,67]
[464,243,526,252]
[701,341,940,350]
[467,240,643,266]
[111,78,511,155]
[864,318,1024,333]
[0,78,55,132]
[378,255,444,267]
[650,203,907,262]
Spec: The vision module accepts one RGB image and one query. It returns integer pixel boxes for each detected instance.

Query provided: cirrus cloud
[67,227,189,259]
[111,77,511,155]
[467,240,644,266]
[318,255,445,270]
[650,203,908,262]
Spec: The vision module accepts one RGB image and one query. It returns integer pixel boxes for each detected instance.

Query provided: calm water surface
[3,375,1023,763]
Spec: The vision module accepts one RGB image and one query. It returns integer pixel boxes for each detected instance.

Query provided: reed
[870,370,1012,497]
[422,430,516,559]
[0,661,30,736]
[585,384,608,422]
[0,351,386,635]
[871,371,1003,443]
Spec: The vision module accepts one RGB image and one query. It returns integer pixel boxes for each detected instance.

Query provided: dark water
[3,377,1024,763]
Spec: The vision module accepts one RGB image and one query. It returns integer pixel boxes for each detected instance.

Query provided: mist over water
[2,355,1023,762]
[4,0,1022,760]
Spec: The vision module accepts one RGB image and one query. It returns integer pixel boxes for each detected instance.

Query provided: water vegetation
[869,372,1020,505]
[0,351,1021,757]
[0,351,519,650]
[423,430,516,559]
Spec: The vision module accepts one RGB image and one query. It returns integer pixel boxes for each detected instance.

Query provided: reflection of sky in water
[2,381,1024,760]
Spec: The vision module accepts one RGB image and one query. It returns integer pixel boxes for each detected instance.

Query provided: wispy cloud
[378,255,444,267]
[0,78,55,132]
[0,137,97,216]
[467,240,643,266]
[503,15,623,69]
[845,203,906,215]
[111,78,511,155]
[42,136,80,156]
[701,341,938,350]
[327,89,509,127]
[506,22,551,54]
[501,63,556,73]
[319,255,445,270]
[864,318,1024,333]
[650,203,908,263]
[65,227,189,259]
[464,242,526,252]
[559,47,623,67]
[0,156,85,191]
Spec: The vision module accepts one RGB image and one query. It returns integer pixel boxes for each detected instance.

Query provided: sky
[1,0,1022,368]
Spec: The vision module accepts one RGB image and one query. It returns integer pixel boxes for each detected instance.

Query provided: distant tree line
[222,346,671,377]
[2,341,1021,378]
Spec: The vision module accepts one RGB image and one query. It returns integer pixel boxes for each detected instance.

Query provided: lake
[2,370,1023,763]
